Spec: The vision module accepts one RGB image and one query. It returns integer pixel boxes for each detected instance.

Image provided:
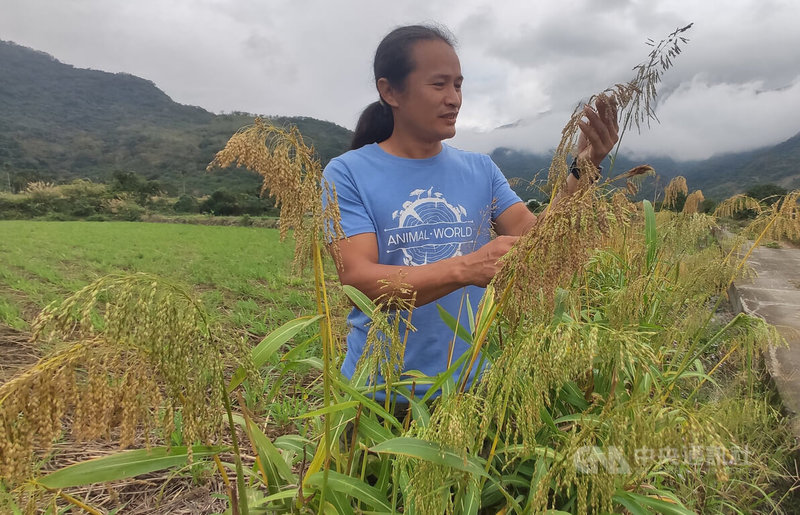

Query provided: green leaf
[342,285,378,317]
[420,347,470,403]
[437,304,473,344]
[332,376,404,431]
[305,470,392,512]
[614,492,650,515]
[37,445,223,489]
[251,488,298,508]
[280,332,318,363]
[356,412,395,443]
[559,381,590,410]
[370,437,488,478]
[552,288,572,324]
[327,488,356,515]
[457,479,480,515]
[614,491,694,515]
[465,292,476,333]
[228,314,322,391]
[274,434,313,456]
[295,400,360,419]
[552,413,602,426]
[232,413,296,483]
[643,199,657,270]
[391,385,431,428]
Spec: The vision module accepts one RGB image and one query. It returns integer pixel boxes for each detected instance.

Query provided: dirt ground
[0,327,39,384]
[0,326,235,514]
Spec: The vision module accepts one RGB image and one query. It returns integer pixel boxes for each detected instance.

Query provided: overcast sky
[2,0,799,160]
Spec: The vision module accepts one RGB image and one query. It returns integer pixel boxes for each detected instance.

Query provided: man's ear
[377,78,400,108]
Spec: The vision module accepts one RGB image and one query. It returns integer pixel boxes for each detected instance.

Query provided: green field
[0,220,316,332]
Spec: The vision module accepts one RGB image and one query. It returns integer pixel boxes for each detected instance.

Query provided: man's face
[391,39,463,144]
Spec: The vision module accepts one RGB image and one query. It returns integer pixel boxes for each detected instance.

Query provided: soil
[1,323,304,514]
[0,326,39,383]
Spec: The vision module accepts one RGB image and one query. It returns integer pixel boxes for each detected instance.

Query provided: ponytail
[350,24,455,151]
[350,101,394,150]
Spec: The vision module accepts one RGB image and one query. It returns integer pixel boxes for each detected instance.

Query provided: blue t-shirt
[322,142,522,397]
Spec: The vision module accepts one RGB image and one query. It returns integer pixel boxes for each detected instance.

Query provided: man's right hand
[464,235,519,287]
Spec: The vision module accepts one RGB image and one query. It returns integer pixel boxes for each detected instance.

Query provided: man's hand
[464,235,519,287]
[577,94,619,168]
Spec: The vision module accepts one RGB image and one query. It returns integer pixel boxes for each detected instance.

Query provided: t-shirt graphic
[385,187,474,266]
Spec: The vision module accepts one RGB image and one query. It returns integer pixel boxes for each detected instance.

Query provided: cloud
[1,0,799,160]
[624,76,800,159]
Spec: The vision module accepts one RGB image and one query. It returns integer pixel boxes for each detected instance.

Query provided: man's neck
[378,134,442,159]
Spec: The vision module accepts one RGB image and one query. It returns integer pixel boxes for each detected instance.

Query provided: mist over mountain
[491,133,800,200]
[2,39,798,200]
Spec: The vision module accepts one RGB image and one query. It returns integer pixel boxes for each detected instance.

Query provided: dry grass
[682,189,705,214]
[208,118,344,270]
[0,328,39,384]
[664,176,688,209]
[0,273,252,485]
[713,194,762,218]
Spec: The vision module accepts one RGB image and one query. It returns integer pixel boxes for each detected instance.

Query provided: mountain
[2,39,798,199]
[0,40,352,195]
[491,132,800,201]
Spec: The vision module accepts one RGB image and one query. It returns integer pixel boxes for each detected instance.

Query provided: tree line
[0,171,279,222]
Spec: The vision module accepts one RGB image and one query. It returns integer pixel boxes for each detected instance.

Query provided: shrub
[199,189,241,216]
[102,195,145,221]
[173,194,199,213]
[746,183,788,206]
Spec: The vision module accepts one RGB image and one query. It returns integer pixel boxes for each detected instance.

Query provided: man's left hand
[577,94,620,168]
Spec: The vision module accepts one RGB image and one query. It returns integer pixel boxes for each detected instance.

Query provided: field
[0,220,315,334]
[0,220,331,511]
[3,201,800,514]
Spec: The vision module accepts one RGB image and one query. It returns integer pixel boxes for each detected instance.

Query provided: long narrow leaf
[333,376,404,430]
[614,491,694,515]
[437,304,473,344]
[327,489,356,515]
[342,285,378,317]
[274,434,313,456]
[228,315,322,391]
[643,199,657,270]
[231,413,296,483]
[37,446,223,489]
[305,470,392,512]
[296,400,360,419]
[370,437,488,478]
[457,479,480,515]
[420,348,470,403]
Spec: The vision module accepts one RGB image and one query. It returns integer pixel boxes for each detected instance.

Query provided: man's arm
[331,232,518,307]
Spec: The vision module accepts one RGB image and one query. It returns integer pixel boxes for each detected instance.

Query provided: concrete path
[729,244,800,437]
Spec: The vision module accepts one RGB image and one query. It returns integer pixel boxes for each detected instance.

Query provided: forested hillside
[0,40,352,195]
[494,134,800,201]
[2,39,798,201]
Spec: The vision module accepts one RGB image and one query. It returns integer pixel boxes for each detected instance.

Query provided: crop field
[0,220,329,511]
[2,139,800,515]
[0,220,315,333]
